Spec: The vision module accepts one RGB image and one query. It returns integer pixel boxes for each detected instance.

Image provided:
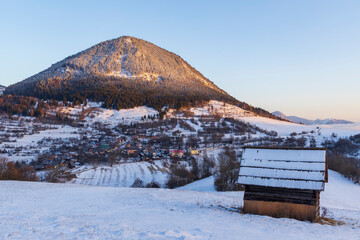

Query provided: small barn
[238,147,327,221]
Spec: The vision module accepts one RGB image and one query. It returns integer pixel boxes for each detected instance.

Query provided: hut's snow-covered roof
[238,147,327,191]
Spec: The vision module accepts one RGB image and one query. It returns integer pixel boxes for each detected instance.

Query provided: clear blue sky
[1,0,359,121]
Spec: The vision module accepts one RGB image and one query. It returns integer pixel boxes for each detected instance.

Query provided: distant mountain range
[272,111,353,125]
[4,36,279,119]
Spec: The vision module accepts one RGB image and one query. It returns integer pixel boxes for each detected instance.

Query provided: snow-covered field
[1,125,79,148]
[86,106,158,127]
[1,170,359,240]
[61,102,159,127]
[0,125,79,163]
[72,161,168,187]
[188,100,255,118]
[177,176,216,192]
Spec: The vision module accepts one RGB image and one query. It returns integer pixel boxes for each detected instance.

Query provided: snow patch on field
[0,169,359,239]
[58,102,159,127]
[181,100,255,117]
[321,171,360,211]
[90,106,157,125]
[177,176,216,192]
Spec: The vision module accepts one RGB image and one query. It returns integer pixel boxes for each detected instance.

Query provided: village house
[116,137,126,144]
[238,147,327,221]
[125,129,137,135]
[126,148,139,156]
[143,148,156,158]
[150,136,161,143]
[136,129,147,135]
[171,150,184,158]
[189,147,199,155]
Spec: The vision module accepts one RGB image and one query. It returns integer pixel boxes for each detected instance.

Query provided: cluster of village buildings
[29,126,201,171]
[1,116,295,172]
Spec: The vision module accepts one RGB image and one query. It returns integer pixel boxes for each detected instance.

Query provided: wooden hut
[238,147,327,221]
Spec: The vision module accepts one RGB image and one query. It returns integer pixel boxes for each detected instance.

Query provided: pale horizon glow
[0,0,359,121]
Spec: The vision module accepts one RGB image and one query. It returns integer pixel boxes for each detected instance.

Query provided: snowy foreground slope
[1,171,359,240]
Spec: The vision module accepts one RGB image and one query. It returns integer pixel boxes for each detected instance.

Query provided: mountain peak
[5,36,278,119]
[8,35,223,93]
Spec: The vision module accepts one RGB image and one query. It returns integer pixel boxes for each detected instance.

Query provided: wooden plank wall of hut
[244,185,318,205]
[243,200,318,221]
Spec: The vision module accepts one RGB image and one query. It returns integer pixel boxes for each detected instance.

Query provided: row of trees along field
[323,134,360,183]
[0,157,37,181]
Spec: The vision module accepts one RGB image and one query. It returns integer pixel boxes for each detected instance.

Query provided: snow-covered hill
[176,101,360,138]
[177,175,216,192]
[59,100,360,139]
[1,170,359,240]
[60,101,360,138]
